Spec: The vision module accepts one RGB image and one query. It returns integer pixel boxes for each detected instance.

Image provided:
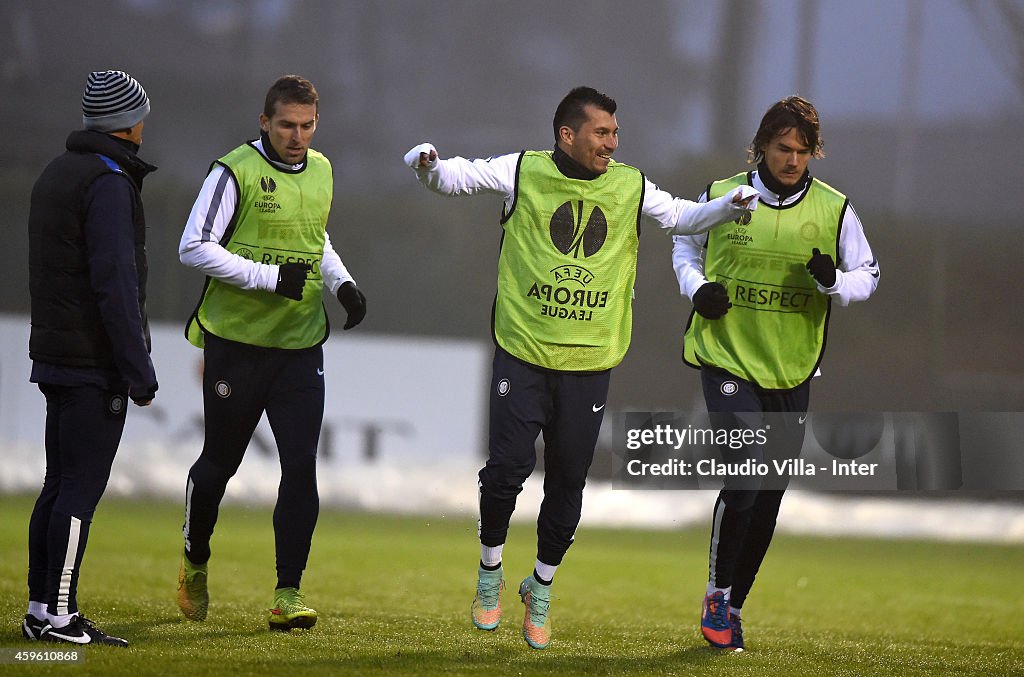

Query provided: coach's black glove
[275,262,311,301]
[806,248,837,288]
[692,282,731,320]
[337,281,367,330]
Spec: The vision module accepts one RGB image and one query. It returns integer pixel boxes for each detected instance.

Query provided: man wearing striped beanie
[81,69,151,132]
[24,70,158,647]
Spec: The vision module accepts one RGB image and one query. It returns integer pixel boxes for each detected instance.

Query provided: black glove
[806,248,837,288]
[337,281,366,330]
[275,262,311,301]
[131,382,158,406]
[693,282,731,319]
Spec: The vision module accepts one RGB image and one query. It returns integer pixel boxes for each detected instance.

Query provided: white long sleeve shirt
[672,170,879,307]
[404,143,757,236]
[179,138,355,295]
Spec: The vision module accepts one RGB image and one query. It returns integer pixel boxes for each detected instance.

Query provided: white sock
[480,544,503,568]
[46,612,75,629]
[729,606,742,618]
[28,601,46,619]
[534,559,557,584]
[706,583,731,598]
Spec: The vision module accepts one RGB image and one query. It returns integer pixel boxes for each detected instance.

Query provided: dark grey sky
[668,0,1022,153]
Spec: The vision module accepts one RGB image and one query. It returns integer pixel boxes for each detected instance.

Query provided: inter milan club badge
[215,380,232,398]
[497,379,511,397]
[720,381,739,397]
[109,394,126,414]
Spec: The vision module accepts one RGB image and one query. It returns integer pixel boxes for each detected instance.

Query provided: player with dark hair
[673,95,879,650]
[405,85,757,649]
[176,74,367,631]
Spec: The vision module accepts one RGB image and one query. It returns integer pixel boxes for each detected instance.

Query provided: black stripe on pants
[478,347,610,566]
[701,366,809,609]
[28,383,127,616]
[182,334,323,590]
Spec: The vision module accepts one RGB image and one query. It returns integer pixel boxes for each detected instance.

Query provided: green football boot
[176,552,209,621]
[268,587,318,631]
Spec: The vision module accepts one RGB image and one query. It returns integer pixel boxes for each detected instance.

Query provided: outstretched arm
[404,142,518,200]
[643,180,757,236]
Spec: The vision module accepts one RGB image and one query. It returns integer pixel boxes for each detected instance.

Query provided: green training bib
[683,172,846,389]
[494,151,644,371]
[186,143,333,349]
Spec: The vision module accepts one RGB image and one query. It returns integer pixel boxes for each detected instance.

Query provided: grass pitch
[0,494,1021,676]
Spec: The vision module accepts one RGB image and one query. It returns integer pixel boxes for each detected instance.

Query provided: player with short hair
[406,86,757,649]
[176,74,366,631]
[673,96,879,650]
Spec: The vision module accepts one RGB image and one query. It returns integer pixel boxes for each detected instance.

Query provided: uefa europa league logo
[549,200,607,259]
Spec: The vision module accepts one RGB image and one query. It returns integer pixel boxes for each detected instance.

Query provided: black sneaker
[22,614,45,640]
[41,615,129,647]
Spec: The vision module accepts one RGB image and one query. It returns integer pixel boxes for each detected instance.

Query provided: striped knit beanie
[81,70,150,132]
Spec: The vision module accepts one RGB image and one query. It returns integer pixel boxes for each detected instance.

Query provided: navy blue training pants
[478,347,610,566]
[701,365,809,610]
[182,334,324,590]
[28,383,128,616]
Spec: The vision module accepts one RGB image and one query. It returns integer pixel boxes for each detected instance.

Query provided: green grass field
[0,494,1021,676]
